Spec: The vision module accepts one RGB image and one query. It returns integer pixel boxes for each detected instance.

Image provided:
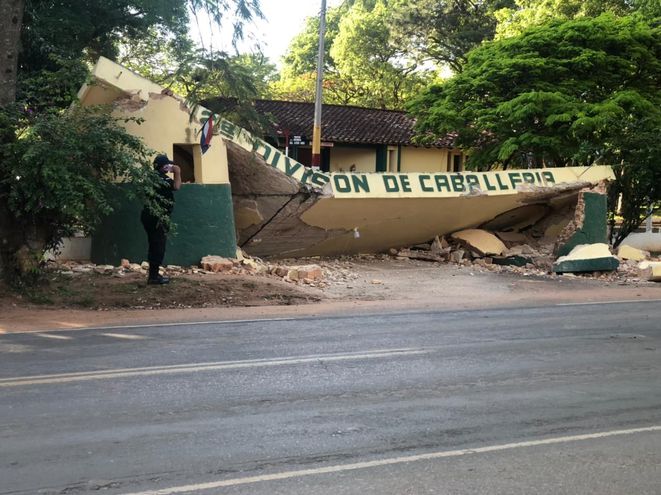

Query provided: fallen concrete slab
[553,243,619,273]
[219,114,615,259]
[617,245,649,262]
[451,229,507,256]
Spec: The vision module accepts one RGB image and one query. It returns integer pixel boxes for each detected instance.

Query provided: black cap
[153,154,174,167]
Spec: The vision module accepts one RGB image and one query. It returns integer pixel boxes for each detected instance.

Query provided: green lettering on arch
[351,174,370,193]
[434,175,451,192]
[333,175,352,193]
[451,174,465,192]
[383,175,399,192]
[542,171,556,184]
[419,175,433,192]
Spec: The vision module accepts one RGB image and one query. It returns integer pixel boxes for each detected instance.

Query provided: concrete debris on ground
[46,213,661,289]
[450,229,507,256]
[639,261,661,282]
[47,250,329,287]
[616,245,649,261]
[389,224,660,284]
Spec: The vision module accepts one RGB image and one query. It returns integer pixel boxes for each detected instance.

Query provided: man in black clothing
[141,154,181,285]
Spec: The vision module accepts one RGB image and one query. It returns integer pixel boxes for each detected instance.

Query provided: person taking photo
[141,154,181,285]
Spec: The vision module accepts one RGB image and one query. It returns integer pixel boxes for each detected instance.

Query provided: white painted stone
[621,232,661,252]
[639,261,661,282]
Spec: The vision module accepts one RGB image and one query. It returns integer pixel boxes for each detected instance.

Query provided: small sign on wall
[289,135,307,145]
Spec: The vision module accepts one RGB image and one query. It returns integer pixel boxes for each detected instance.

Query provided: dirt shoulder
[1,257,659,334]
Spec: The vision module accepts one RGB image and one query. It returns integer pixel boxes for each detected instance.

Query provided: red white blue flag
[200,117,213,154]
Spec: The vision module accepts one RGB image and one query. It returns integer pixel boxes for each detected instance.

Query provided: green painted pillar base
[557,192,608,257]
[91,184,237,267]
[553,256,619,273]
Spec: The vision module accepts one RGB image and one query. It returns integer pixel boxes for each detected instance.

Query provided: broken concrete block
[617,245,649,262]
[553,243,619,273]
[242,258,263,271]
[639,261,661,282]
[274,266,289,277]
[200,255,234,273]
[120,258,130,269]
[451,229,506,256]
[290,264,323,281]
[450,249,465,263]
[235,248,245,262]
[555,190,608,257]
[94,264,114,274]
[430,236,450,255]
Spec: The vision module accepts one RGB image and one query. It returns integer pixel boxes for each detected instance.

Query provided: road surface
[1,301,660,494]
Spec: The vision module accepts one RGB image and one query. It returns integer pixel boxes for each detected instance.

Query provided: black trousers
[141,211,169,280]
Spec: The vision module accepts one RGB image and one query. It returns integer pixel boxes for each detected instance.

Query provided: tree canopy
[409,13,661,243]
[393,0,516,73]
[0,0,263,281]
[494,0,657,38]
[273,0,435,109]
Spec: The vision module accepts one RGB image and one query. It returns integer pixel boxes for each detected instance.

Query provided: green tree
[494,0,649,38]
[274,0,435,109]
[0,0,262,281]
[409,14,661,244]
[393,0,516,73]
[330,0,433,109]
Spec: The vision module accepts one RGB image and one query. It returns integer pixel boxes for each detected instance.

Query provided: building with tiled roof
[204,98,465,174]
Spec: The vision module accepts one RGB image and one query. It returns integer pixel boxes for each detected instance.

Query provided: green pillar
[91,184,237,266]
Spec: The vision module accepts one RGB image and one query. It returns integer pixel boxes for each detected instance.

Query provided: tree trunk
[0,0,24,106]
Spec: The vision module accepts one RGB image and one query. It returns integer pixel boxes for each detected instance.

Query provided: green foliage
[274,0,435,109]
[272,0,435,108]
[495,0,657,38]
[0,106,156,250]
[280,2,350,74]
[409,14,661,244]
[17,56,89,113]
[20,0,189,73]
[0,0,264,282]
[393,0,516,73]
[330,0,434,109]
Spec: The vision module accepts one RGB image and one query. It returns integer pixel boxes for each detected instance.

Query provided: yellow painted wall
[400,147,448,173]
[329,147,376,173]
[79,57,229,185]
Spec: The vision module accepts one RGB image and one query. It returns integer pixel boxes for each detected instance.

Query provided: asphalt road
[1,301,660,494]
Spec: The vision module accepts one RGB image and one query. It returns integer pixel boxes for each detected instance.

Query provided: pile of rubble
[48,251,330,287]
[390,228,661,284]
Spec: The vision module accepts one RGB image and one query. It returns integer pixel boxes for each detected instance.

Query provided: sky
[254,0,344,64]
[190,0,344,66]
